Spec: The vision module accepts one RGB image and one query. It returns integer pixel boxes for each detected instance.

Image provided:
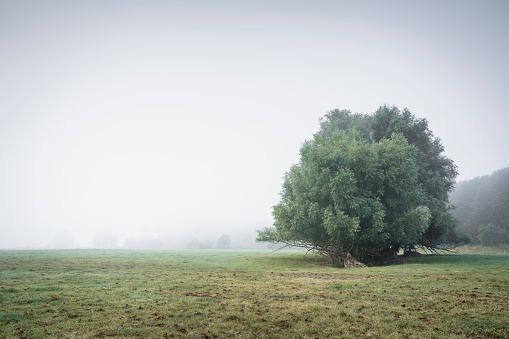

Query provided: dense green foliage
[1,250,508,338]
[450,166,509,245]
[258,106,460,266]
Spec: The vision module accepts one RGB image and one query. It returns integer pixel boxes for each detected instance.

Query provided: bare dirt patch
[279,272,371,280]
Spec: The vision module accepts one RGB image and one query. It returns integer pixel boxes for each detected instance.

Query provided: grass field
[0,249,508,338]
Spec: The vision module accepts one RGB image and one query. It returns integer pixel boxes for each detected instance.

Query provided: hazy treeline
[45,230,261,250]
[450,166,509,245]
[187,234,231,249]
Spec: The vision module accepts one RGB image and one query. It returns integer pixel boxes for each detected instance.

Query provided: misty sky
[1,0,508,249]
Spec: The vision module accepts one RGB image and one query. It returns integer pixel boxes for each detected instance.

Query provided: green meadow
[0,249,508,338]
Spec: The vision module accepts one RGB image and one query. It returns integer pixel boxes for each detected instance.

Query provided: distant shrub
[217,234,231,248]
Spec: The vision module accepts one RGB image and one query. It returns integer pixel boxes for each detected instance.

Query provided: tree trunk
[343,252,366,268]
[331,252,365,268]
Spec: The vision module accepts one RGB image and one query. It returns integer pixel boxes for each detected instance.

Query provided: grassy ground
[0,249,508,338]
[454,245,509,255]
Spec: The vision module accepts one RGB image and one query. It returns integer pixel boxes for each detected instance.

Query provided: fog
[1,1,508,249]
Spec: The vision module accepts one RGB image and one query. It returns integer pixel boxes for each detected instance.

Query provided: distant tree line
[187,234,231,249]
[449,166,509,245]
[123,238,165,249]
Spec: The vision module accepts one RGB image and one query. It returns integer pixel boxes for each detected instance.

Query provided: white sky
[1,0,508,248]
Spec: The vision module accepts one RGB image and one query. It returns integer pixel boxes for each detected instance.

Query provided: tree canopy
[257,106,460,266]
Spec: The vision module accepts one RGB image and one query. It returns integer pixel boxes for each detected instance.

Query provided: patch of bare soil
[279,272,371,280]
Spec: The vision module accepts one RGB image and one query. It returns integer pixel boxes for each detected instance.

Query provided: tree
[369,106,458,248]
[187,238,214,249]
[319,106,459,247]
[201,240,214,249]
[257,106,458,266]
[217,234,231,249]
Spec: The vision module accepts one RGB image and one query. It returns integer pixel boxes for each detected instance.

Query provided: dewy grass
[0,249,508,338]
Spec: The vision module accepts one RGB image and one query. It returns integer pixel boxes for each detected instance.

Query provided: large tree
[257,106,459,266]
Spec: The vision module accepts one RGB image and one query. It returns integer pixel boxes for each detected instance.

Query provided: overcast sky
[1,0,508,249]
